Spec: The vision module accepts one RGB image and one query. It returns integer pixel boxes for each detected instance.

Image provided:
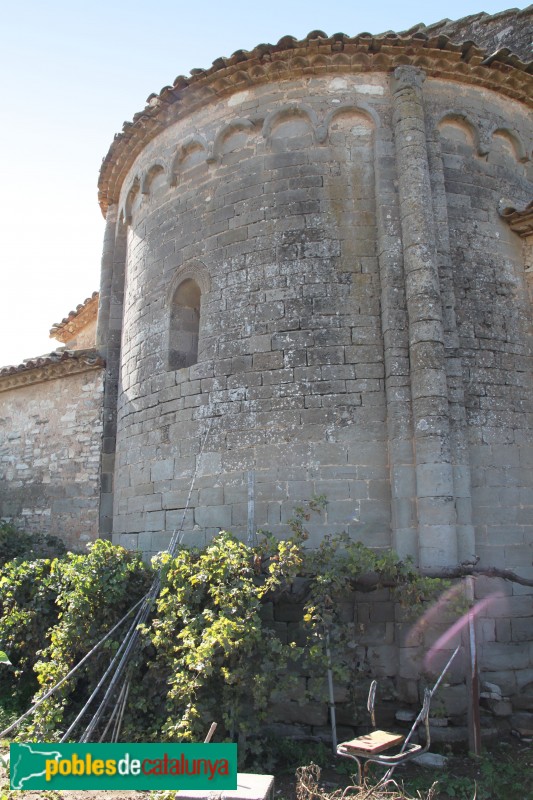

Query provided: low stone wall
[263,583,533,743]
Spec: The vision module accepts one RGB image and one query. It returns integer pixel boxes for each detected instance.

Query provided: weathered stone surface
[0,367,104,549]
[0,8,532,731]
[413,752,448,769]
[511,711,533,736]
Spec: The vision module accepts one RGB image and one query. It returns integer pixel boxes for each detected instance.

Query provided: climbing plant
[0,521,66,566]
[136,531,303,748]
[0,556,59,708]
[5,540,150,739]
[0,507,445,761]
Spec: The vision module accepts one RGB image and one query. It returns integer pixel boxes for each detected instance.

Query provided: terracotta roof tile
[500,200,533,237]
[97,14,533,218]
[49,291,99,343]
[0,349,105,393]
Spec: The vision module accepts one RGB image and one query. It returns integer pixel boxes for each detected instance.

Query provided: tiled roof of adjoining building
[0,349,104,393]
[49,291,99,343]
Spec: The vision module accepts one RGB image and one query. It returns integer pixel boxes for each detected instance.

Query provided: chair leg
[340,756,362,795]
[381,765,397,784]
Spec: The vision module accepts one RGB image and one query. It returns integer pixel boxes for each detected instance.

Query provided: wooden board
[339,730,404,755]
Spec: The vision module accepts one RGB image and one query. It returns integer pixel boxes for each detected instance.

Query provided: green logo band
[10,743,237,791]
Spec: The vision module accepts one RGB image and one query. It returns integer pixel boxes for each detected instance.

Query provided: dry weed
[295,763,438,800]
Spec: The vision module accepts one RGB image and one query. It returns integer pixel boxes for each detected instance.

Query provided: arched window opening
[168,278,201,370]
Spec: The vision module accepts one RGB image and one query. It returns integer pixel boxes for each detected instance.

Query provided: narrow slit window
[168,278,201,370]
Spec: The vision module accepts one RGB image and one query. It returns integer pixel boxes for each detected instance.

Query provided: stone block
[511,711,533,736]
[177,773,274,800]
[118,533,139,550]
[194,505,232,530]
[198,486,224,506]
[511,618,533,643]
[367,645,399,677]
[143,510,166,531]
[163,490,198,510]
[428,726,468,744]
[325,500,360,525]
[481,642,531,671]
[165,509,194,531]
[437,684,468,716]
[416,462,455,498]
[150,458,174,481]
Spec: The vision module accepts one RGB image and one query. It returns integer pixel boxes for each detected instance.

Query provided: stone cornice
[500,200,533,238]
[98,28,533,217]
[0,349,105,393]
[50,292,99,343]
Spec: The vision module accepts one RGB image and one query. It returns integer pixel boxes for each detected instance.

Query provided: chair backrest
[420,688,432,721]
[367,680,377,727]
[399,687,433,755]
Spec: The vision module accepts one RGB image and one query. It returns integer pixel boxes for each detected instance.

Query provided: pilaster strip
[374,129,418,562]
[391,65,457,569]
[427,129,476,563]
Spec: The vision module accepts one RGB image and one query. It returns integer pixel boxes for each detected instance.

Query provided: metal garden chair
[336,646,459,785]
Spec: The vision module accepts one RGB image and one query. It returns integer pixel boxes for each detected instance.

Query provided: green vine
[141,532,302,749]
[13,540,150,739]
[0,506,447,763]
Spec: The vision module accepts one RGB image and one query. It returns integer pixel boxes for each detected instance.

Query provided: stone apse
[95,21,533,712]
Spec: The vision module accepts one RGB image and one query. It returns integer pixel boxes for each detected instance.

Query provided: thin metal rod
[326,631,338,753]
[167,418,212,557]
[79,589,158,742]
[429,645,461,698]
[112,680,130,743]
[465,577,481,755]
[60,596,148,742]
[400,645,460,752]
[80,419,214,741]
[6,420,213,745]
[204,722,217,743]
[247,470,255,547]
[98,687,122,743]
[0,594,147,739]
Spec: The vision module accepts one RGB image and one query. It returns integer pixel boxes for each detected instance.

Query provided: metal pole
[326,631,338,753]
[465,576,481,755]
[247,470,255,547]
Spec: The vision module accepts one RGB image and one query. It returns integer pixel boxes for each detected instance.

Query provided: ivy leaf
[0,649,11,665]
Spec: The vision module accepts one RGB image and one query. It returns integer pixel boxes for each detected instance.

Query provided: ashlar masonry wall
[424,85,533,697]
[0,365,104,549]
[112,75,393,557]
[107,70,533,570]
[95,28,533,720]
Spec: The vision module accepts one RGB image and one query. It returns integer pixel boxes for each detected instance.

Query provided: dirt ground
[2,739,532,800]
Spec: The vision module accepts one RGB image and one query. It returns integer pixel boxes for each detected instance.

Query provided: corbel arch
[141,162,167,195]
[499,199,533,303]
[262,104,319,146]
[209,118,256,164]
[123,177,141,225]
[436,111,487,156]
[490,127,529,163]
[170,136,209,186]
[167,260,211,302]
[319,102,379,143]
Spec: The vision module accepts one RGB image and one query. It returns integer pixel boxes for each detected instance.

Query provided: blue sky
[0,0,529,366]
